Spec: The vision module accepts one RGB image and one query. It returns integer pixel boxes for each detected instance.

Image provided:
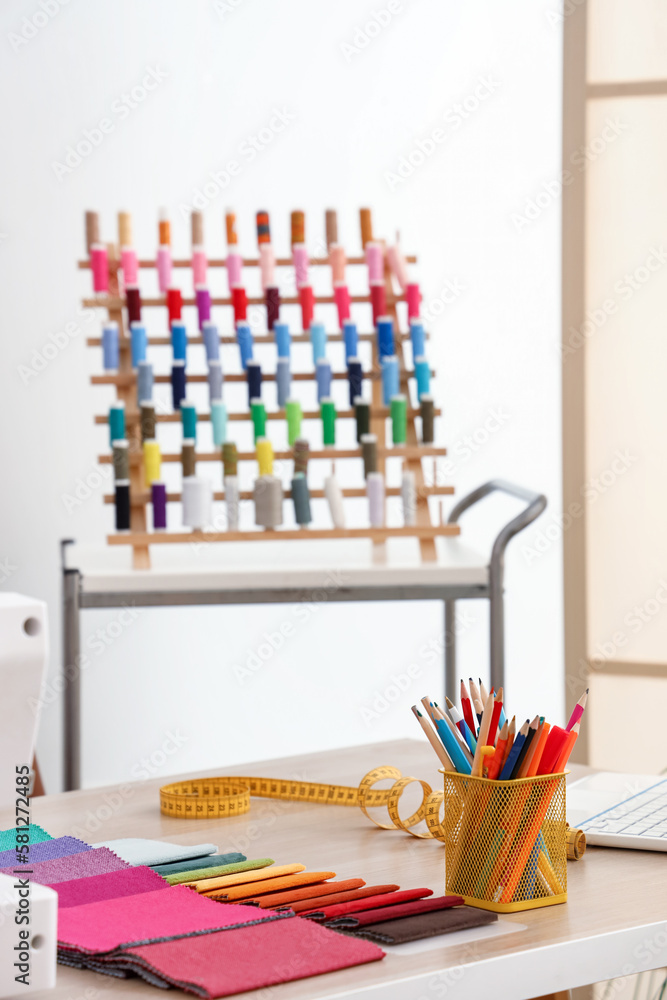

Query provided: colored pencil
[498,705,507,729]
[471,692,495,776]
[487,687,504,746]
[511,715,539,779]
[460,679,477,736]
[526,722,551,777]
[479,678,489,703]
[432,702,474,766]
[411,705,454,770]
[499,720,529,780]
[486,721,509,780]
[554,722,579,772]
[566,689,588,731]
[469,678,484,723]
[447,702,478,754]
[536,725,570,775]
[500,716,516,771]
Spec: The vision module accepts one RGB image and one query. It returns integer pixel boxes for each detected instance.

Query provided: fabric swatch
[92,838,218,867]
[57,885,290,955]
[327,894,464,928]
[0,824,52,851]
[189,862,302,892]
[237,879,367,909]
[55,866,168,908]
[209,871,337,902]
[301,886,430,920]
[151,853,246,877]
[0,847,128,886]
[0,836,91,869]
[166,857,271,887]
[350,905,497,945]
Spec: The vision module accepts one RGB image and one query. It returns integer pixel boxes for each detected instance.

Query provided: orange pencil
[526,722,551,777]
[555,722,579,772]
[500,716,516,771]
[518,719,544,778]
[486,721,509,780]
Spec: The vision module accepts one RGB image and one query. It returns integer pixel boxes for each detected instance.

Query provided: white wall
[0,0,563,791]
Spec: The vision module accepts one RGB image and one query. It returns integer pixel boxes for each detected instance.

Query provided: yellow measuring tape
[160,766,447,841]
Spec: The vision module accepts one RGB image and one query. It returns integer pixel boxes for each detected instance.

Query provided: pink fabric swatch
[58,885,288,954]
[55,866,168,908]
[0,847,128,886]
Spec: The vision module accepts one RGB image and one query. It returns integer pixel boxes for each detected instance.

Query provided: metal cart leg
[444,599,457,701]
[62,556,81,791]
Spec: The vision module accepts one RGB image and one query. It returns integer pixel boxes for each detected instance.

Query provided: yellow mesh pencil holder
[443,770,567,913]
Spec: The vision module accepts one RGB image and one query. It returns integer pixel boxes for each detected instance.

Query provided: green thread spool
[293,438,310,477]
[391,394,407,444]
[181,401,197,442]
[109,402,125,445]
[182,440,196,477]
[354,397,370,443]
[291,473,312,526]
[321,397,336,446]
[361,433,378,478]
[285,398,302,447]
[112,440,129,481]
[251,398,266,442]
[223,441,238,477]
[140,402,156,443]
[420,394,434,444]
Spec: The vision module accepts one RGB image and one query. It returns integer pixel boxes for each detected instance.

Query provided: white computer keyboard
[579,778,667,851]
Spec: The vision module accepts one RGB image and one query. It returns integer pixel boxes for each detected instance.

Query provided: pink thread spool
[259,243,276,291]
[406,282,421,319]
[299,285,314,331]
[121,247,138,286]
[196,287,211,329]
[227,251,242,290]
[192,247,207,287]
[334,283,351,327]
[157,246,172,292]
[90,244,108,293]
[370,281,386,325]
[232,285,247,322]
[329,245,346,284]
[292,244,309,288]
[387,245,408,291]
[365,241,384,284]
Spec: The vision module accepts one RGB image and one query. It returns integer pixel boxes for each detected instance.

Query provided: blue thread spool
[247,360,262,405]
[381,355,399,405]
[130,322,147,368]
[171,321,187,363]
[276,357,291,408]
[410,318,425,360]
[171,361,186,410]
[137,360,153,404]
[343,320,358,361]
[347,357,363,406]
[181,401,197,442]
[202,321,220,362]
[414,356,431,398]
[291,473,312,526]
[377,316,394,359]
[211,400,227,446]
[274,322,291,358]
[102,321,119,370]
[310,321,326,364]
[236,321,254,370]
[207,360,223,403]
[316,358,332,402]
[109,402,125,445]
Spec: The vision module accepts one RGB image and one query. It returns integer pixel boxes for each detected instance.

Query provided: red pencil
[487,687,503,746]
[460,679,476,736]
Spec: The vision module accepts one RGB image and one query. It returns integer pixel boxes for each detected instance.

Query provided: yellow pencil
[471,692,494,776]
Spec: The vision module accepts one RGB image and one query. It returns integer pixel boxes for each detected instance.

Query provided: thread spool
[126,286,141,324]
[339,322,357,364]
[236,321,254,369]
[292,244,309,288]
[361,433,378,478]
[211,400,227,446]
[102,321,119,370]
[330,247,346,285]
[222,442,238,477]
[167,288,182,323]
[410,318,425,360]
[192,248,207,288]
[137,361,153,404]
[291,210,305,247]
[254,475,283,529]
[293,438,310,477]
[143,440,161,486]
[256,438,273,476]
[347,357,363,406]
[414,356,431,398]
[291,473,312,526]
[251,398,267,441]
[285,398,302,446]
[316,358,332,402]
[182,439,196,477]
[112,440,129,481]
[359,208,373,248]
[115,481,130,530]
[266,286,280,329]
[109,402,125,445]
[406,282,421,320]
[381,355,399,405]
[90,244,108,293]
[377,316,395,359]
[121,247,138,285]
[152,481,167,530]
[158,207,171,247]
[157,246,172,292]
[370,282,386,326]
[299,285,314,330]
[181,401,197,441]
[367,471,385,527]
[387,244,409,290]
[391,394,407,444]
[183,476,212,530]
[325,209,338,249]
[310,322,326,364]
[276,357,291,407]
[421,394,434,444]
[334,283,351,327]
[354,398,370,442]
[202,321,220,362]
[247,360,262,405]
[118,211,132,247]
[232,285,248,322]
[140,402,156,442]
[171,321,187,363]
[224,475,240,531]
[171,361,186,410]
[225,210,237,246]
[130,322,147,368]
[274,321,291,358]
[208,360,223,403]
[196,286,211,329]
[256,210,270,245]
[365,242,384,283]
[401,468,416,526]
[191,211,204,248]
[259,243,276,291]
[324,472,345,527]
[321,397,336,446]
[85,211,99,254]
[226,251,242,290]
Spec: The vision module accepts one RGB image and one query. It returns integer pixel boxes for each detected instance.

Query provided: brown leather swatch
[349,905,497,944]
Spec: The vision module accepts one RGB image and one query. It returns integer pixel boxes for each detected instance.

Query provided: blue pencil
[433,717,472,775]
[499,720,530,780]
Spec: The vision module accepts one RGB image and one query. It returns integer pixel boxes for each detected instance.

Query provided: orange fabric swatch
[233,879,367,909]
[187,863,305,893]
[282,883,398,914]
[207,871,337,902]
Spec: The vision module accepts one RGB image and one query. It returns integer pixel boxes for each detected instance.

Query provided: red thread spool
[299,285,314,331]
[370,281,386,325]
[90,244,108,293]
[232,285,248,322]
[333,283,351,327]
[126,286,142,324]
[167,288,182,323]
[406,282,421,320]
[266,286,280,329]
[256,210,270,245]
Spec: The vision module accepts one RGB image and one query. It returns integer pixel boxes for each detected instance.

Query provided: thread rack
[80,206,459,569]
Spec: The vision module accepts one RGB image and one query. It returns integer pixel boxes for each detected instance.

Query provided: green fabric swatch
[0,824,53,851]
[165,857,275,886]
[151,852,246,877]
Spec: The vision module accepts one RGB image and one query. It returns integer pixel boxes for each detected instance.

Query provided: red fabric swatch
[286,883,399,914]
[302,887,433,920]
[0,847,128,886]
[328,894,464,928]
[55,866,168,908]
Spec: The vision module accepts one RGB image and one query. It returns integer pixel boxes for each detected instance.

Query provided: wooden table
[10,740,667,1000]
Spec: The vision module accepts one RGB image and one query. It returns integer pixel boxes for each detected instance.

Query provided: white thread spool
[254,475,283,529]
[324,473,345,528]
[182,476,212,530]
[367,471,385,527]
[224,475,240,531]
[401,469,417,526]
